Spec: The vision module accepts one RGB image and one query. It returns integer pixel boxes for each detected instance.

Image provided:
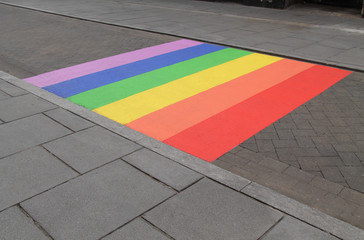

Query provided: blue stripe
[43,44,226,98]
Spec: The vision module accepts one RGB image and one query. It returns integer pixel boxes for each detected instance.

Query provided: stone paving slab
[21,160,176,240]
[261,215,339,240]
[43,125,141,173]
[0,89,10,100]
[0,114,72,158]
[144,178,283,240]
[44,108,94,132]
[0,206,50,240]
[102,218,171,240]
[124,148,203,191]
[0,146,78,211]
[0,93,56,122]
[0,78,27,96]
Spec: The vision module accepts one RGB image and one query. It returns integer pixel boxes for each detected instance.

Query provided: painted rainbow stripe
[24,39,352,162]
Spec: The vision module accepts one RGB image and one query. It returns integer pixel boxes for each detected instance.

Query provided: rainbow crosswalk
[24,39,352,162]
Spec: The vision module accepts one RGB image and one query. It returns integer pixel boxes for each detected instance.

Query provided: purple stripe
[24,39,202,87]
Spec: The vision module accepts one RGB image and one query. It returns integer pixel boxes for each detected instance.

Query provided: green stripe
[67,48,252,109]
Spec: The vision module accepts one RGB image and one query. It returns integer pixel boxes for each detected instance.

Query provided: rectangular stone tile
[315,144,338,157]
[256,139,275,152]
[229,165,258,181]
[295,137,315,148]
[290,182,327,206]
[0,94,56,122]
[339,167,364,193]
[292,129,317,137]
[338,152,362,166]
[144,178,282,240]
[272,139,298,148]
[0,89,10,100]
[290,32,332,42]
[102,218,170,240]
[284,166,315,183]
[298,157,320,171]
[275,37,314,48]
[258,158,289,172]
[310,176,344,195]
[261,151,279,160]
[213,159,235,171]
[291,45,343,59]
[218,152,250,166]
[339,187,364,206]
[44,108,94,132]
[21,161,175,240]
[0,147,77,211]
[254,43,295,53]
[0,114,72,158]
[43,126,141,173]
[254,131,279,140]
[0,79,27,96]
[320,167,346,183]
[123,148,202,191]
[315,156,343,167]
[333,143,359,152]
[0,206,50,240]
[240,143,258,152]
[262,216,338,240]
[328,48,364,67]
[276,129,295,140]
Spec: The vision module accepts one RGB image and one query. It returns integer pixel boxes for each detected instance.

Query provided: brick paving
[222,71,364,193]
[1,1,364,237]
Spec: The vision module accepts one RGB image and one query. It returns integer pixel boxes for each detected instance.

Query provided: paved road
[0,2,363,238]
[1,0,364,71]
[0,3,177,78]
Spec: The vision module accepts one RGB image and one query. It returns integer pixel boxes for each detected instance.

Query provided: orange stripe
[165,66,351,161]
[127,59,314,140]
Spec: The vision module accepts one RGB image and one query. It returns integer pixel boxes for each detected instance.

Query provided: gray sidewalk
[1,0,364,71]
[1,71,363,240]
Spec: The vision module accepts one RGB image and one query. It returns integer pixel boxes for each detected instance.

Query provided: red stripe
[164,65,351,162]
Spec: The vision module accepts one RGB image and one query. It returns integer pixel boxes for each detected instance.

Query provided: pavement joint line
[17,204,55,240]
[140,216,175,240]
[1,70,363,239]
[121,157,185,192]
[242,182,364,240]
[121,152,204,192]
[40,145,82,175]
[40,111,94,134]
[0,1,363,73]
[0,117,78,160]
[123,1,364,34]
[256,215,285,240]
[95,181,180,240]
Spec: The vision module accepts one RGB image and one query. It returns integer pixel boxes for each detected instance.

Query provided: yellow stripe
[94,53,282,124]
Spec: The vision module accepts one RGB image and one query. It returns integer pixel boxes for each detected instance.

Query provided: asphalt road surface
[0,3,178,79]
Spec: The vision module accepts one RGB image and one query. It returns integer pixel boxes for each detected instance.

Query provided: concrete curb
[1,70,363,239]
